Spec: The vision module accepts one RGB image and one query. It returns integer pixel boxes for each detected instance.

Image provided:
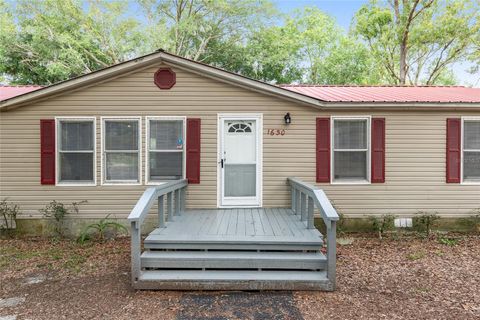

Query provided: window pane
[464,151,480,181]
[224,164,256,197]
[334,151,367,180]
[105,153,138,181]
[334,119,367,149]
[105,121,138,150]
[60,153,94,182]
[464,121,480,150]
[61,121,94,151]
[149,152,183,180]
[149,120,183,150]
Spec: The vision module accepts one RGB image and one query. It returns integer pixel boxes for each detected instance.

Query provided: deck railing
[288,177,339,288]
[128,179,188,283]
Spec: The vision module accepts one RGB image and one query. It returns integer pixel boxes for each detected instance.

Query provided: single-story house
[1,50,479,290]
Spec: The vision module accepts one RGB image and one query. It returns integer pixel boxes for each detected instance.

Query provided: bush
[0,199,21,237]
[77,214,127,244]
[414,211,439,238]
[369,214,395,239]
[465,209,480,234]
[39,200,87,238]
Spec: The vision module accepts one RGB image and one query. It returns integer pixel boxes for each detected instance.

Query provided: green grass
[438,237,459,246]
[407,251,426,261]
[63,254,87,272]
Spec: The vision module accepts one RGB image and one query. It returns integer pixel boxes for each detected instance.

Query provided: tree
[137,0,275,61]
[0,0,141,85]
[210,7,378,84]
[353,0,480,85]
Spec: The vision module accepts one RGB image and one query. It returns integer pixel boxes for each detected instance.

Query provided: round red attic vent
[154,68,176,89]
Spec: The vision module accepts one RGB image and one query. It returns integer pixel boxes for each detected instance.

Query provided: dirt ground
[1,234,479,320]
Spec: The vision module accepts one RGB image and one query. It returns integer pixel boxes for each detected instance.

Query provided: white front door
[218,114,262,207]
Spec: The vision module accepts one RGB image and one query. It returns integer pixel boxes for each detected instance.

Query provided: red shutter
[371,118,386,183]
[40,119,55,185]
[316,117,330,183]
[446,118,461,183]
[186,118,201,184]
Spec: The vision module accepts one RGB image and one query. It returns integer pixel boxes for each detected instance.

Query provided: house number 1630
[267,129,286,136]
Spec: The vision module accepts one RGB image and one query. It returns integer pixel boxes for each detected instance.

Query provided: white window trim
[330,116,371,185]
[461,116,480,185]
[100,116,142,186]
[55,116,97,186]
[145,116,187,185]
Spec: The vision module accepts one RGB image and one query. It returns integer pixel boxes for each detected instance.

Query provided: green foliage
[414,211,440,237]
[39,200,87,238]
[368,214,395,239]
[1,0,478,86]
[0,199,21,236]
[77,214,127,244]
[0,0,142,84]
[353,0,480,85]
[438,237,458,246]
[63,254,87,272]
[209,7,379,84]
[460,208,480,233]
[138,0,275,60]
[407,250,426,261]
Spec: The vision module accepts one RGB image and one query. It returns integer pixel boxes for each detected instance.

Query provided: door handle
[220,158,225,168]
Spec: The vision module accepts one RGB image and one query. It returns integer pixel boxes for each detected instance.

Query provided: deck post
[327,220,337,289]
[300,192,306,222]
[180,188,186,212]
[295,190,301,215]
[307,196,314,229]
[167,192,174,221]
[158,195,165,228]
[291,187,296,213]
[130,221,141,284]
[175,189,181,216]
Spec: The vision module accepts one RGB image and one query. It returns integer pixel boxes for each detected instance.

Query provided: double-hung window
[147,117,185,183]
[102,117,141,184]
[56,117,96,185]
[462,118,480,183]
[332,117,370,183]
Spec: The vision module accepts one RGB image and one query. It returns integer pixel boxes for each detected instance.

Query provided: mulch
[0,234,479,320]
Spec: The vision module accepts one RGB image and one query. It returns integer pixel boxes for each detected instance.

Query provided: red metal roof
[280,85,480,103]
[0,85,43,101]
[2,82,480,104]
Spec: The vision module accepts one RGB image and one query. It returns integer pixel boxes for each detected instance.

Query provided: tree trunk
[399,42,407,85]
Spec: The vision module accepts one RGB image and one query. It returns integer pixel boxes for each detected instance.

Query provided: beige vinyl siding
[1,63,479,219]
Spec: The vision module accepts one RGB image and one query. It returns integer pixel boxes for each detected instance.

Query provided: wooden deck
[145,208,323,248]
[128,179,339,291]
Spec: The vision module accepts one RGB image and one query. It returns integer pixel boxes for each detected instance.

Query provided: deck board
[245,208,255,236]
[145,208,323,245]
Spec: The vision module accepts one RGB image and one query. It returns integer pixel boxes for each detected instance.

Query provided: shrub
[39,200,87,238]
[77,214,127,244]
[438,237,458,246]
[369,214,395,239]
[414,211,439,238]
[0,199,21,237]
[464,208,480,234]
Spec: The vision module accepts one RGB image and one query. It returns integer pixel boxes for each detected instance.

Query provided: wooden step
[143,236,323,251]
[135,270,332,291]
[141,251,327,270]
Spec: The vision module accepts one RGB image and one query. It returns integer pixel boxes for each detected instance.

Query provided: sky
[272,0,364,30]
[272,0,479,87]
